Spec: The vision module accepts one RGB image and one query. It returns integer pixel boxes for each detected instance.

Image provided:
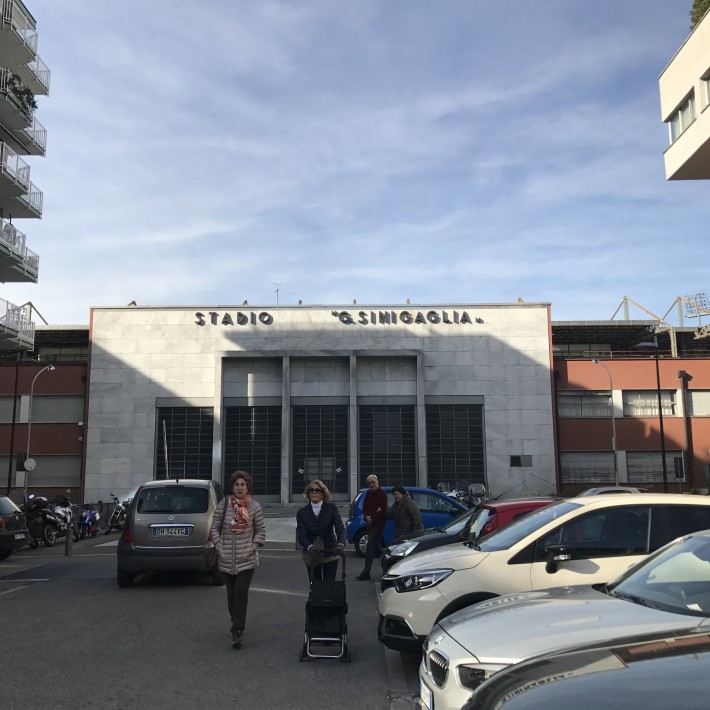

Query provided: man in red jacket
[356,474,388,581]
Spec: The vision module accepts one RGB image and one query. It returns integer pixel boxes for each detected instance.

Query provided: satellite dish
[24,457,37,471]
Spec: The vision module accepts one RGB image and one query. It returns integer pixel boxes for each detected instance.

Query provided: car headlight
[392,569,454,592]
[458,664,507,692]
[389,540,420,557]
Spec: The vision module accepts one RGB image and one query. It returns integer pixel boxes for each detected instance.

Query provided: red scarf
[230,493,251,531]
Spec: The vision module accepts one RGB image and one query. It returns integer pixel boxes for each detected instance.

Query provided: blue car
[346,486,468,556]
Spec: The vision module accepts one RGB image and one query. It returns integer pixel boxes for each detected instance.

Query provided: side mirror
[545,544,572,574]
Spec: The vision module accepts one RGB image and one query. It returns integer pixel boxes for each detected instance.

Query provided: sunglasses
[307,488,323,494]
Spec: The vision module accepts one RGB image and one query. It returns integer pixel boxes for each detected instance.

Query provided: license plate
[419,679,433,710]
[14,532,25,540]
[152,527,189,537]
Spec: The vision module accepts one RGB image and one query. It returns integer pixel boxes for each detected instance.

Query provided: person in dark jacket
[389,486,423,539]
[296,480,346,582]
[356,474,388,581]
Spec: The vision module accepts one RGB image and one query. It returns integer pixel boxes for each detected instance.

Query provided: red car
[382,497,558,572]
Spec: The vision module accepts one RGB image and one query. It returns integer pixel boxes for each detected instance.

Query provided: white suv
[378,494,710,653]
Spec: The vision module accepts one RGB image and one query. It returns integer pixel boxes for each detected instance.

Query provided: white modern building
[85,303,556,504]
[0,0,49,349]
[659,6,710,180]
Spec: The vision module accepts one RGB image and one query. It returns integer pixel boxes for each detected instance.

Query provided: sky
[4,0,708,325]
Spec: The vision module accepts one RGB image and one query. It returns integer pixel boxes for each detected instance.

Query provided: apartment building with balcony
[659,6,710,179]
[0,0,49,350]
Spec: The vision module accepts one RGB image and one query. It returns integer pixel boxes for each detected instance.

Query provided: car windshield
[441,507,478,535]
[136,487,209,514]
[477,500,581,552]
[468,507,495,538]
[607,534,710,618]
[0,497,20,516]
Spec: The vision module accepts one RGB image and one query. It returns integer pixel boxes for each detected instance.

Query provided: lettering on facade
[194,309,484,328]
[330,310,483,326]
[195,311,274,327]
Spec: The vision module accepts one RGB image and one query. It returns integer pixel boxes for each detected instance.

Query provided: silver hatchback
[116,478,225,587]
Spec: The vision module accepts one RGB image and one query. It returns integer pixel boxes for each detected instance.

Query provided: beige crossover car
[379,493,710,654]
[116,478,225,588]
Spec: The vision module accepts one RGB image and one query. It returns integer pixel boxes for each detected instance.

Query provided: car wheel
[354,529,368,558]
[117,569,135,588]
[0,550,11,561]
[42,524,57,547]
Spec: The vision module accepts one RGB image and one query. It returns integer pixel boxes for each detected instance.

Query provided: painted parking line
[251,586,308,598]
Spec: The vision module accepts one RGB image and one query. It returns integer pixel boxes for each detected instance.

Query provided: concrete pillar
[212,356,224,484]
[416,353,427,487]
[349,354,358,499]
[281,355,291,505]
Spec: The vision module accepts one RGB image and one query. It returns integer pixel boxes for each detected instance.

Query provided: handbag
[205,499,228,570]
[301,535,325,567]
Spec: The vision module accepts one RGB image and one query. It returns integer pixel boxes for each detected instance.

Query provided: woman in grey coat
[389,486,424,539]
[211,470,266,649]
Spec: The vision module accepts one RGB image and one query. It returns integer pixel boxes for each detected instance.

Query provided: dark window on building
[510,455,533,467]
[156,407,214,480]
[359,405,416,487]
[224,406,282,496]
[292,405,348,495]
[426,404,484,488]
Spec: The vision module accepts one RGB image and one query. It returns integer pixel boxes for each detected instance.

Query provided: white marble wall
[86,304,556,501]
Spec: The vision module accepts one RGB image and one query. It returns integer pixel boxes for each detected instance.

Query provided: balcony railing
[0,216,38,275]
[27,54,50,93]
[0,295,34,346]
[0,67,33,123]
[22,114,46,152]
[2,0,38,55]
[0,140,31,187]
[17,179,42,215]
[1,216,26,255]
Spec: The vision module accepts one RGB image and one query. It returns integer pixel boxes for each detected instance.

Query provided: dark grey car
[0,496,29,560]
[116,479,225,587]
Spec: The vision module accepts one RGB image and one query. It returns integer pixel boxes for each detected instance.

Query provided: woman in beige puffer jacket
[211,470,266,649]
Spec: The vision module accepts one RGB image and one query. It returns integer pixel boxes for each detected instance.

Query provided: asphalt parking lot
[0,507,420,710]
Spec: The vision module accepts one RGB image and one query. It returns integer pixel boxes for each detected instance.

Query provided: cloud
[7,0,703,325]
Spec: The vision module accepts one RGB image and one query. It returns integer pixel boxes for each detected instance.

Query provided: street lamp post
[6,355,44,495]
[633,339,668,492]
[23,363,55,500]
[592,359,618,487]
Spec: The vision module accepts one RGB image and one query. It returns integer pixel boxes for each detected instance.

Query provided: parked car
[464,628,710,710]
[378,493,710,653]
[383,497,557,573]
[346,486,468,557]
[577,486,645,495]
[420,527,710,710]
[0,495,30,560]
[116,478,225,587]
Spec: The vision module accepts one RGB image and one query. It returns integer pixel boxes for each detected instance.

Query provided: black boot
[232,630,243,649]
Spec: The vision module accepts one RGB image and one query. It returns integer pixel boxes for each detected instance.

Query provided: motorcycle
[49,493,79,546]
[103,493,130,534]
[20,494,77,548]
[78,504,101,539]
[436,481,488,509]
[22,495,53,549]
